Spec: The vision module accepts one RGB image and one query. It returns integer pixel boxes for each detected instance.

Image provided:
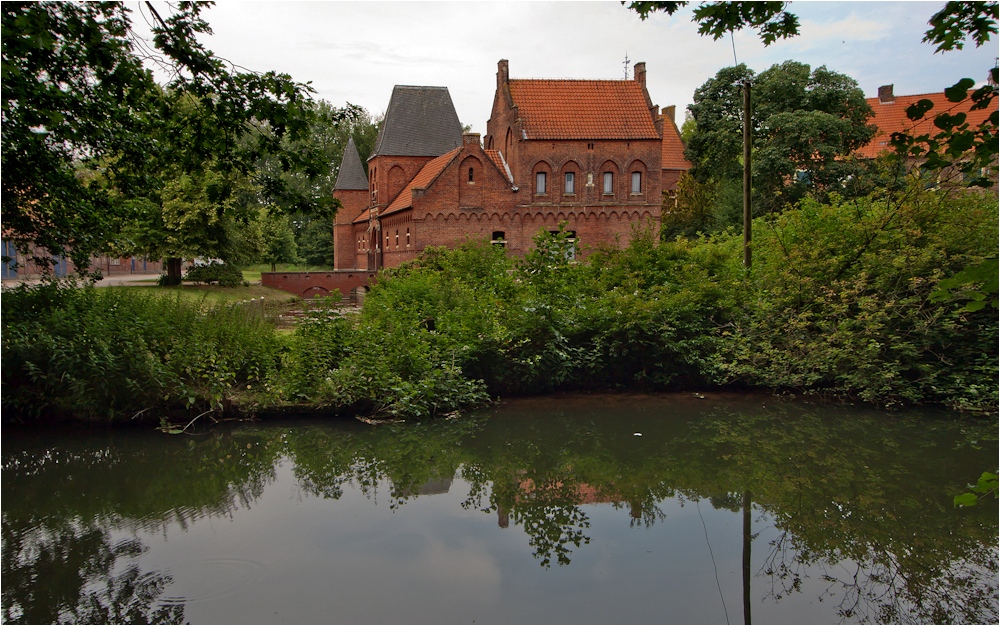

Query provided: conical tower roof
[334,137,369,190]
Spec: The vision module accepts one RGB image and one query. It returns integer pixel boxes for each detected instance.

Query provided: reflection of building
[395,473,455,498]
[333,59,690,272]
[495,478,643,528]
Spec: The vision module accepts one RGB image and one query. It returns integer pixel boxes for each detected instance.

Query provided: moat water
[2,393,997,624]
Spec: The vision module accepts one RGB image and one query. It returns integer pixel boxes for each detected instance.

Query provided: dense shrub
[716,187,998,410]
[1,280,281,421]
[184,261,247,287]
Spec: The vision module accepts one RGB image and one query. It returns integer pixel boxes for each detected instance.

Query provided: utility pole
[742,79,752,270]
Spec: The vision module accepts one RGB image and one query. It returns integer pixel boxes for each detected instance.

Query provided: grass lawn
[113,283,300,307]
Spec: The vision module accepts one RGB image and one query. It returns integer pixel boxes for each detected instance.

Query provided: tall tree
[2,1,325,278]
[686,61,875,217]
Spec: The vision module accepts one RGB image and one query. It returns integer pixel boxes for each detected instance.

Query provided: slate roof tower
[332,137,370,270]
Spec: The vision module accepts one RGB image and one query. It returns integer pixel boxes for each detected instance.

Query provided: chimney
[633,62,646,87]
[498,59,509,89]
[878,84,895,104]
[463,132,481,147]
[664,105,676,123]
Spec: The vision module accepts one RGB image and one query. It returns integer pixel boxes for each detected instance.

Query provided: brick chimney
[633,61,646,87]
[664,105,676,123]
[498,59,509,89]
[878,84,895,104]
[463,133,481,147]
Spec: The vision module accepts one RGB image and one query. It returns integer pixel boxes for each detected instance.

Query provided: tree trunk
[163,257,183,286]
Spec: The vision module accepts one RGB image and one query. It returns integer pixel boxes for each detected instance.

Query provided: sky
[132,1,998,134]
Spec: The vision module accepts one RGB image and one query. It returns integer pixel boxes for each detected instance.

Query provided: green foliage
[294,217,335,267]
[1,2,320,272]
[686,61,875,218]
[717,187,999,410]
[627,2,799,45]
[955,471,999,507]
[923,1,998,51]
[184,262,248,287]
[1,279,281,421]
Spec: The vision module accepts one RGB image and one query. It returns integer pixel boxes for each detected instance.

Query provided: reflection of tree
[1,523,183,624]
[2,427,280,622]
[679,404,999,624]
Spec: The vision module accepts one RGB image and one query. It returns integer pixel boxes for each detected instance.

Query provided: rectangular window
[631,171,642,194]
[564,172,575,194]
[536,172,547,194]
[491,231,506,248]
[603,172,613,194]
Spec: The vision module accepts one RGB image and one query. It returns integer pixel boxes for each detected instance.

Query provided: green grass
[114,284,300,306]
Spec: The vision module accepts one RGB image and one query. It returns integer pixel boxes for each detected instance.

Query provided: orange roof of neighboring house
[661,113,692,171]
[857,89,998,159]
[508,79,660,140]
[383,147,462,215]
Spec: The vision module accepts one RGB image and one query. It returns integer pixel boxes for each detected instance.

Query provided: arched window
[406,227,411,247]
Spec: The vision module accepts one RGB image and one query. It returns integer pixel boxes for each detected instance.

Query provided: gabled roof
[661,114,692,171]
[485,149,513,183]
[370,86,463,158]
[508,79,659,140]
[857,90,998,158]
[352,208,371,225]
[383,147,462,215]
[334,137,369,190]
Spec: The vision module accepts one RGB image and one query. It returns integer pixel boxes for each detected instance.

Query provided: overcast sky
[133,1,998,134]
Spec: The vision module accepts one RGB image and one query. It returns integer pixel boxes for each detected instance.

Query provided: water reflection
[3,395,997,624]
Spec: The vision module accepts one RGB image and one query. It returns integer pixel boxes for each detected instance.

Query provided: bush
[1,280,282,422]
[184,261,247,287]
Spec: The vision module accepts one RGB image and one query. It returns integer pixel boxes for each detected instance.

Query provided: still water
[3,393,997,624]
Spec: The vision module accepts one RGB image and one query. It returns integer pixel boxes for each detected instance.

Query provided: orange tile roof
[661,114,692,171]
[857,90,998,158]
[352,208,371,224]
[383,147,462,215]
[485,149,513,183]
[508,79,660,140]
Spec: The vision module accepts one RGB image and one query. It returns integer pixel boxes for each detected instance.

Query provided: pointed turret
[334,138,369,191]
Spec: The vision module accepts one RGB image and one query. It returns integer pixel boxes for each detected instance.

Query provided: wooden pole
[743,490,752,625]
[743,80,752,270]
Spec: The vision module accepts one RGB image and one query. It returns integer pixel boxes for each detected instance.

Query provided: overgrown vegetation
[2,182,996,423]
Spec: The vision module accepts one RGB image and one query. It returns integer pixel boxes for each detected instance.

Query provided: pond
[2,393,997,624]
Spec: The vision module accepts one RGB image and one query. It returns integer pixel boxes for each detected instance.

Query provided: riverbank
[3,186,997,424]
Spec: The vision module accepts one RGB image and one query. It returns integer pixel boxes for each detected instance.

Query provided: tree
[686,61,875,218]
[2,2,324,278]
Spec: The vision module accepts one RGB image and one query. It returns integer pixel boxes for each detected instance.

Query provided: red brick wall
[333,188,368,270]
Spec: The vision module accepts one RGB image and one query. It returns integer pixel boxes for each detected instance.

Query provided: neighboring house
[1,236,163,280]
[333,60,689,272]
[857,84,998,170]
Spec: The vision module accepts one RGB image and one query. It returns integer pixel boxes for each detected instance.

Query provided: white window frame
[631,171,642,194]
[536,171,547,195]
[564,172,575,194]
[603,172,614,194]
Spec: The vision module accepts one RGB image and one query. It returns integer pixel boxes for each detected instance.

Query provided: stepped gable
[508,79,660,140]
[334,137,369,190]
[857,85,999,159]
[371,86,463,157]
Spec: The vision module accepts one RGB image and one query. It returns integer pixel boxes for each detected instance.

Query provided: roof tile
[509,79,659,140]
[382,147,462,215]
[857,90,998,158]
[661,114,691,171]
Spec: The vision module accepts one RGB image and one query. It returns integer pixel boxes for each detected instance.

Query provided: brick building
[333,60,688,271]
